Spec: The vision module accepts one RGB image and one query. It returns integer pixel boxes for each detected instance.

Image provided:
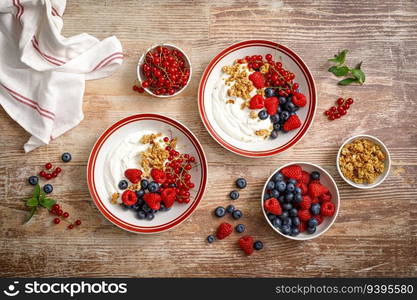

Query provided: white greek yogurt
[211,64,271,143]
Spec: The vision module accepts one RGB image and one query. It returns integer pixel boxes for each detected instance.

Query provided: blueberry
[43,184,53,194]
[310,171,320,180]
[265,88,275,98]
[135,189,145,198]
[278,195,285,204]
[270,130,279,139]
[290,228,300,236]
[289,208,298,217]
[230,190,239,200]
[207,235,215,243]
[146,212,155,221]
[235,224,245,233]
[292,216,300,226]
[235,178,247,189]
[278,96,287,105]
[286,183,295,192]
[214,206,226,217]
[307,225,316,234]
[263,193,271,201]
[273,123,281,131]
[232,209,242,220]
[148,181,159,192]
[285,101,296,112]
[118,180,128,190]
[281,224,291,235]
[270,189,279,199]
[285,192,294,202]
[310,203,321,215]
[307,218,319,228]
[294,193,303,203]
[253,241,263,250]
[267,213,276,222]
[142,204,151,213]
[226,204,235,214]
[28,176,39,185]
[273,172,284,182]
[273,217,282,228]
[288,179,297,185]
[277,106,282,113]
[131,202,141,210]
[270,114,280,124]
[282,217,292,227]
[137,210,146,219]
[279,211,289,220]
[61,152,72,162]
[276,181,286,192]
[258,110,269,120]
[140,179,149,189]
[280,111,290,121]
[294,187,302,194]
[282,203,292,211]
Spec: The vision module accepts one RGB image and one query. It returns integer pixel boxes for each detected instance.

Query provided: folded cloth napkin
[0,0,123,152]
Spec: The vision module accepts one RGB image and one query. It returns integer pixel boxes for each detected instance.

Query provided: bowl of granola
[337,134,391,189]
[87,114,208,233]
[198,40,317,157]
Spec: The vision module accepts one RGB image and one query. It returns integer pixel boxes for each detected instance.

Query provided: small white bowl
[261,162,340,241]
[336,134,391,189]
[137,43,192,98]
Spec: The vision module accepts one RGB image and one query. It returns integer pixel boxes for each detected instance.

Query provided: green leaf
[26,197,39,207]
[328,49,348,65]
[328,65,349,77]
[351,68,366,84]
[24,206,37,224]
[338,78,359,86]
[32,184,41,198]
[39,197,56,209]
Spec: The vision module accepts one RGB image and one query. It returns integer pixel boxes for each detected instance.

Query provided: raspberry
[311,197,319,204]
[264,198,282,215]
[292,92,307,107]
[283,114,302,131]
[216,222,233,240]
[301,171,310,184]
[308,183,329,198]
[298,209,311,222]
[249,94,264,109]
[281,164,302,180]
[319,192,332,203]
[161,187,176,208]
[298,222,307,232]
[151,168,167,184]
[296,182,308,195]
[124,169,142,184]
[264,97,278,115]
[248,71,265,89]
[321,201,335,217]
[300,195,311,210]
[143,193,161,210]
[238,235,254,255]
[314,215,323,225]
[121,190,137,206]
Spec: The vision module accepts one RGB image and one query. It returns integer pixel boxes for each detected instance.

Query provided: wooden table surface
[1,0,416,278]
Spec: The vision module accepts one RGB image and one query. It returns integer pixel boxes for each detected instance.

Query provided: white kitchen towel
[0,0,123,152]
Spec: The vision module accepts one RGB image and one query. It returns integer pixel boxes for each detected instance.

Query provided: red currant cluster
[238,54,298,96]
[50,203,82,229]
[139,46,190,96]
[324,97,354,120]
[39,162,61,180]
[132,85,144,93]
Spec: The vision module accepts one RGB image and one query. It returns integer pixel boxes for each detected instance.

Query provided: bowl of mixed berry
[262,163,340,240]
[137,44,192,97]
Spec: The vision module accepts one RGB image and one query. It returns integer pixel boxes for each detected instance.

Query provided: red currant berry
[324,110,331,116]
[184,164,192,171]
[53,218,60,224]
[52,204,60,210]
[132,85,139,91]
[340,109,347,115]
[265,54,272,61]
[57,209,63,216]
[142,81,149,88]
[68,224,74,230]
[45,163,52,170]
[45,174,52,180]
[337,97,344,105]
[343,104,350,110]
[337,106,345,113]
[188,182,195,189]
[137,87,145,93]
[328,115,335,120]
[39,171,46,177]
[63,212,69,218]
[163,137,169,142]
[55,167,62,173]
[75,220,81,226]
[335,113,341,119]
[51,171,58,178]
[189,156,196,163]
[330,106,337,112]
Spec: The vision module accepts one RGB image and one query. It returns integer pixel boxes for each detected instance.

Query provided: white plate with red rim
[87,113,208,234]
[198,40,317,157]
[261,162,340,240]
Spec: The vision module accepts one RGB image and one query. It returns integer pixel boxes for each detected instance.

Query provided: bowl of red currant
[137,44,192,97]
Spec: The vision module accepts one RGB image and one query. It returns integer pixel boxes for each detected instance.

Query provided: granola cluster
[139,133,173,176]
[222,64,254,100]
[339,138,386,184]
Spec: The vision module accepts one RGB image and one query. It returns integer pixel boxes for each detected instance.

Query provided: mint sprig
[328,50,365,85]
[24,184,56,223]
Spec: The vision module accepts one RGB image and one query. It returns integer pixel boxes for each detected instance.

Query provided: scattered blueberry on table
[43,184,53,194]
[28,175,39,186]
[61,152,72,163]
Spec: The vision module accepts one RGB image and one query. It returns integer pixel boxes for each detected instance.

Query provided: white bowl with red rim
[137,43,192,98]
[198,40,317,157]
[87,114,207,233]
[261,162,340,240]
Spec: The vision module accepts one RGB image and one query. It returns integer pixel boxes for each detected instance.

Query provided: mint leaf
[24,207,37,224]
[338,78,359,86]
[26,197,39,207]
[39,197,56,209]
[328,49,348,65]
[351,68,365,84]
[328,65,349,77]
[33,184,41,198]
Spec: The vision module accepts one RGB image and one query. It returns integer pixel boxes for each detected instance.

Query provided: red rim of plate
[86,113,208,233]
[198,40,317,157]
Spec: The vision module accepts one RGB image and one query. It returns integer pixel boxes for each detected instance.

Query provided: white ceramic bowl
[337,134,391,189]
[137,43,192,98]
[261,162,340,240]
